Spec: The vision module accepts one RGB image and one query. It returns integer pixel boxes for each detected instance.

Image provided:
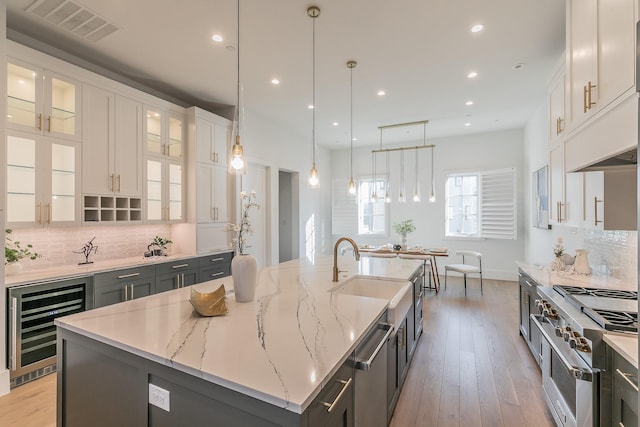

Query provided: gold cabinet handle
[46,203,51,224]
[117,174,121,192]
[587,81,596,110]
[594,197,603,226]
[37,113,43,131]
[37,202,42,224]
[109,174,114,192]
[47,116,51,133]
[583,85,588,113]
[558,117,563,134]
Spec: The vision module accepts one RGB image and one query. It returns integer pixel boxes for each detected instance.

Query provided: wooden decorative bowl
[190,285,228,317]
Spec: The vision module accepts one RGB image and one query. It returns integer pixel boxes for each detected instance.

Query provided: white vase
[231,254,258,302]
[574,249,591,275]
[5,262,23,276]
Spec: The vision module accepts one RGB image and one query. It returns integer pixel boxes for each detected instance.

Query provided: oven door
[531,315,599,427]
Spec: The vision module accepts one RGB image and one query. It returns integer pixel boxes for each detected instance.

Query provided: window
[331,178,387,236]
[445,168,517,239]
[357,179,387,235]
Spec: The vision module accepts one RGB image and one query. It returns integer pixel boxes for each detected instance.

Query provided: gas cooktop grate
[553,285,638,300]
[585,308,638,333]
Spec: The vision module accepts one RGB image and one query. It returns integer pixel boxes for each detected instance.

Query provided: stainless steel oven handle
[10,297,17,371]
[615,368,639,392]
[354,323,394,371]
[531,314,593,382]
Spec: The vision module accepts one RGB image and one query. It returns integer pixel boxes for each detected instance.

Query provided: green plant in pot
[150,236,172,257]
[393,219,415,249]
[5,229,41,274]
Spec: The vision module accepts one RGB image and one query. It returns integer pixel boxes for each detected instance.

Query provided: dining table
[358,246,449,293]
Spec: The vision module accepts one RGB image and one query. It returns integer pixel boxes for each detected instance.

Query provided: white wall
[241,110,333,266]
[331,128,526,281]
[0,1,8,397]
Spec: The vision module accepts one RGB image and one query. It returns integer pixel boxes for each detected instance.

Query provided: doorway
[242,164,270,269]
[279,170,299,263]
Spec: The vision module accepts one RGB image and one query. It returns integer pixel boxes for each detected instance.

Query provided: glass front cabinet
[144,107,184,223]
[7,58,81,141]
[6,130,80,227]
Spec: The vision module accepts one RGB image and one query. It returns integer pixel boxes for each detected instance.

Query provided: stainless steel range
[533,284,638,427]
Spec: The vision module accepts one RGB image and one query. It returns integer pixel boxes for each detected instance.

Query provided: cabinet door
[7,131,79,227]
[584,171,604,228]
[44,69,81,141]
[196,163,214,222]
[548,69,566,144]
[146,158,164,221]
[155,274,180,294]
[213,123,229,166]
[387,332,399,419]
[82,84,115,195]
[549,144,565,224]
[213,165,228,223]
[130,279,153,300]
[519,283,530,340]
[145,108,164,155]
[94,282,126,308]
[115,95,143,197]
[597,0,636,110]
[167,160,183,222]
[168,114,184,159]
[7,59,44,134]
[196,223,231,254]
[564,172,584,227]
[195,117,216,163]
[567,0,597,129]
[397,318,409,386]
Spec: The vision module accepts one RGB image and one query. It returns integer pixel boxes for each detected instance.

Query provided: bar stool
[398,253,437,293]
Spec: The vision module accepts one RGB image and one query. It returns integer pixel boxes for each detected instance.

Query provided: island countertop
[55,255,422,414]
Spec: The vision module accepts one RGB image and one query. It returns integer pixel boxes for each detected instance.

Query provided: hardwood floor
[390,277,555,427]
[0,277,554,427]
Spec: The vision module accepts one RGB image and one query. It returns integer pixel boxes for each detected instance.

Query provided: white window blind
[481,168,517,239]
[332,179,357,235]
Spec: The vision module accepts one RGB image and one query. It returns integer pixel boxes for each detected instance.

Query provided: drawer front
[307,361,354,427]
[198,252,233,268]
[199,265,230,282]
[613,352,639,426]
[94,265,156,286]
[155,259,199,276]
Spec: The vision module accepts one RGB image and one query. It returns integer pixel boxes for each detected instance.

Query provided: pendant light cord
[312,14,316,165]
[236,0,240,134]
[349,63,353,179]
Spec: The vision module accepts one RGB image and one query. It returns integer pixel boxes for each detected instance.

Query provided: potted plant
[150,236,172,257]
[5,229,41,275]
[393,219,415,249]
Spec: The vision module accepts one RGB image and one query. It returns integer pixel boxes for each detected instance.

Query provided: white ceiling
[6,0,566,148]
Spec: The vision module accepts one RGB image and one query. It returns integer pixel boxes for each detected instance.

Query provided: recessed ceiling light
[332,122,339,126]
[308,104,314,109]
[470,24,484,33]
[465,100,474,106]
[377,90,386,96]
[467,71,478,78]
[352,138,357,141]
[271,78,280,85]
[464,122,471,127]
[512,63,526,70]
[211,34,223,42]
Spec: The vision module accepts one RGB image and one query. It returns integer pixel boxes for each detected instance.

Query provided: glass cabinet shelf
[8,96,36,113]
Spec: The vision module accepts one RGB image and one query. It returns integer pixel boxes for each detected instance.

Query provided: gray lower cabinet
[94,265,156,308]
[408,268,424,359]
[518,269,542,367]
[609,346,639,427]
[155,259,199,293]
[387,314,409,422]
[198,252,233,282]
[57,328,350,427]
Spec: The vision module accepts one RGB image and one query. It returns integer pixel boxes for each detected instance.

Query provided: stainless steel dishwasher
[353,316,394,427]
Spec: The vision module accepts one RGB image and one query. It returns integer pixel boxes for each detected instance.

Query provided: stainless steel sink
[332,275,412,327]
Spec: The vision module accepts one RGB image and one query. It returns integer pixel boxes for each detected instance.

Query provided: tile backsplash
[583,229,637,283]
[6,225,173,271]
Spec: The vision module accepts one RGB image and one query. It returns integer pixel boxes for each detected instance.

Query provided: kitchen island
[55,255,423,426]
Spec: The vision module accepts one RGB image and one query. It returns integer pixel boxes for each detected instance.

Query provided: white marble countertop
[55,255,423,414]
[5,251,232,287]
[515,261,636,291]
[604,334,639,368]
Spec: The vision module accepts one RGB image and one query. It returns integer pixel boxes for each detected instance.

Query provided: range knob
[572,337,591,353]
[554,326,563,337]
[535,299,546,314]
[543,307,559,320]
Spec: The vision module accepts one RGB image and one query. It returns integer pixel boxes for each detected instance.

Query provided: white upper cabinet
[144,108,184,160]
[584,167,637,230]
[6,130,80,228]
[114,95,144,197]
[195,117,230,166]
[565,0,637,131]
[547,61,567,146]
[7,58,81,141]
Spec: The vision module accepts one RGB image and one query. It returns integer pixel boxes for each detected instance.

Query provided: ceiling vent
[26,0,120,43]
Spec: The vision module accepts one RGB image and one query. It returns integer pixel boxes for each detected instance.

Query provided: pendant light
[429,146,436,202]
[413,151,421,202]
[230,0,246,174]
[307,6,320,188]
[370,152,377,201]
[398,150,406,203]
[347,60,357,195]
[385,152,391,203]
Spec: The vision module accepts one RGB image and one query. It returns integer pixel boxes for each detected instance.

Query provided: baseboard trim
[0,369,10,397]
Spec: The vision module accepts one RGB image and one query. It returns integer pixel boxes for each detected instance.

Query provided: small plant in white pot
[393,220,415,249]
[5,229,41,275]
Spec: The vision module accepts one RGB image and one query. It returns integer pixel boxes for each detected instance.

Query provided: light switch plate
[149,383,170,412]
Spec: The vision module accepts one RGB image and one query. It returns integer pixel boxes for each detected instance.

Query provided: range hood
[578,148,637,171]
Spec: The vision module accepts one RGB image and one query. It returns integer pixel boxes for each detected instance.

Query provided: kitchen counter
[55,255,422,414]
[515,261,636,291]
[5,251,230,287]
[604,334,639,368]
